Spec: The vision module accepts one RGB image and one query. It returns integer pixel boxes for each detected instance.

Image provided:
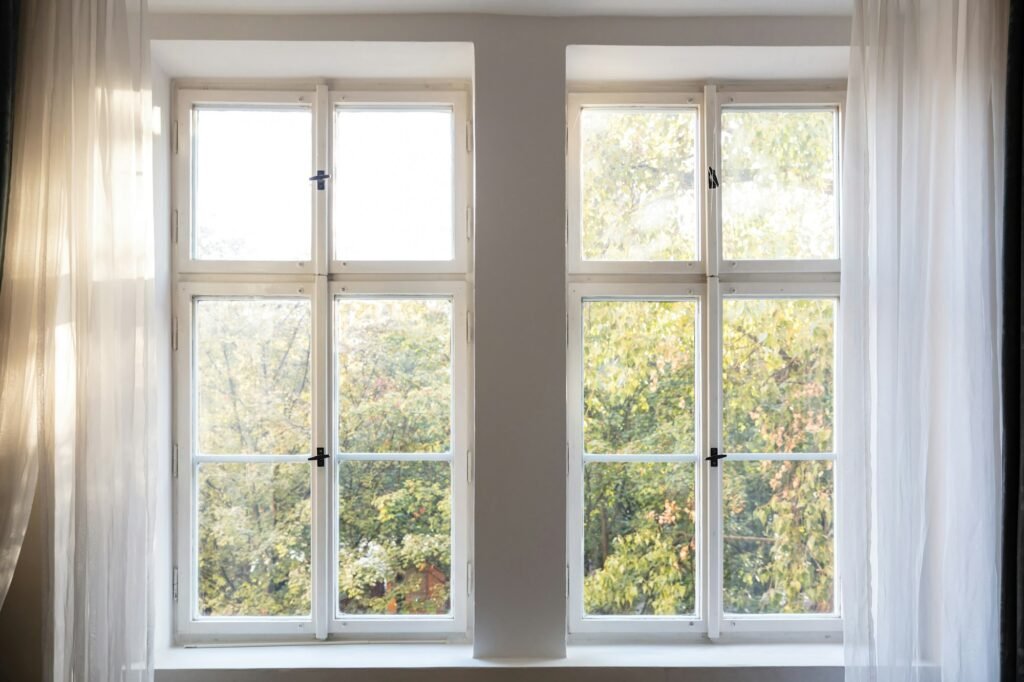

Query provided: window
[566,88,842,639]
[173,85,473,642]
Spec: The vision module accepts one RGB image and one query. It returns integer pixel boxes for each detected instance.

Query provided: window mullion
[702,84,720,279]
[314,84,330,276]
[701,83,724,641]
[704,278,724,640]
[311,276,331,640]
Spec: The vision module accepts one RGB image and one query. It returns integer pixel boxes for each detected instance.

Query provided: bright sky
[194,106,455,262]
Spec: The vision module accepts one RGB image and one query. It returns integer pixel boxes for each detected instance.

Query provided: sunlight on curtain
[0,0,155,680]
[841,1,1008,680]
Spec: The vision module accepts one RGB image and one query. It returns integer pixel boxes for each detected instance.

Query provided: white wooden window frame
[566,86,844,642]
[172,84,473,644]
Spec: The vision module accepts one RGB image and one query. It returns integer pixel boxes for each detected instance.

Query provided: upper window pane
[336,297,452,453]
[333,108,454,262]
[722,298,835,454]
[580,108,699,262]
[720,109,838,260]
[195,298,312,456]
[193,107,312,261]
[583,299,697,455]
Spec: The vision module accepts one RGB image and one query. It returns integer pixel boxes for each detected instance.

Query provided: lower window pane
[583,462,696,616]
[197,462,311,617]
[722,459,834,614]
[337,460,452,616]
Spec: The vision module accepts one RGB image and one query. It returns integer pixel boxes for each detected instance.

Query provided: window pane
[195,298,311,456]
[197,462,311,617]
[721,109,837,260]
[336,298,451,453]
[722,298,834,454]
[337,460,451,616]
[583,462,696,616]
[583,300,697,455]
[723,459,834,614]
[333,108,454,261]
[581,109,698,262]
[194,107,312,261]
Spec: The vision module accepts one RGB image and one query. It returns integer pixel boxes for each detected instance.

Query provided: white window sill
[154,642,843,670]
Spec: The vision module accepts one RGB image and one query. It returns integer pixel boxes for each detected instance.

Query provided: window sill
[155,641,843,670]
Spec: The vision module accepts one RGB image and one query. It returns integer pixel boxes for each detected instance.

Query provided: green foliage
[196,297,452,618]
[720,109,837,260]
[584,300,696,455]
[198,462,311,616]
[584,463,695,615]
[338,461,451,615]
[336,299,451,453]
[581,109,698,261]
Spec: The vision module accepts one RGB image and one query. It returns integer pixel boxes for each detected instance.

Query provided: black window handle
[309,170,330,190]
[705,447,727,467]
[308,447,329,467]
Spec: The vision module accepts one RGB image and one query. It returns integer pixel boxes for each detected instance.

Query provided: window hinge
[171,209,179,245]
[172,120,179,155]
[172,566,179,602]
[172,443,179,479]
[565,312,569,347]
[466,205,474,242]
[565,563,570,599]
[172,316,178,351]
[564,209,569,246]
[565,441,569,477]
[564,125,569,156]
[466,311,474,343]
[467,449,474,484]
[467,561,474,596]
[465,120,473,153]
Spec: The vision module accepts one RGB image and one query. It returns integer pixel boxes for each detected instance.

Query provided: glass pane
[580,108,698,262]
[333,108,454,261]
[337,460,451,616]
[722,298,834,454]
[723,460,834,614]
[336,298,452,453]
[197,462,311,617]
[721,109,837,260]
[583,462,696,616]
[193,107,312,261]
[195,298,311,456]
[583,300,697,455]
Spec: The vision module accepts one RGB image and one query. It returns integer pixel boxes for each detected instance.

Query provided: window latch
[706,447,727,468]
[309,170,330,190]
[308,447,329,467]
[708,166,720,189]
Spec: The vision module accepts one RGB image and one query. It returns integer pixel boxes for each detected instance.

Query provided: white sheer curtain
[0,0,156,680]
[841,0,1008,680]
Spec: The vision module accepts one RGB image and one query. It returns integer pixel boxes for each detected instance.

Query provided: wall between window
[0,11,851,681]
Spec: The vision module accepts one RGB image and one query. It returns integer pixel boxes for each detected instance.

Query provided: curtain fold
[0,0,18,288]
[0,0,156,679]
[841,0,1008,680]
[0,0,23,612]
[1002,1,1024,680]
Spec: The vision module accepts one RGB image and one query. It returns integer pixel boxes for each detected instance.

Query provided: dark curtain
[0,0,19,287]
[1004,0,1024,680]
